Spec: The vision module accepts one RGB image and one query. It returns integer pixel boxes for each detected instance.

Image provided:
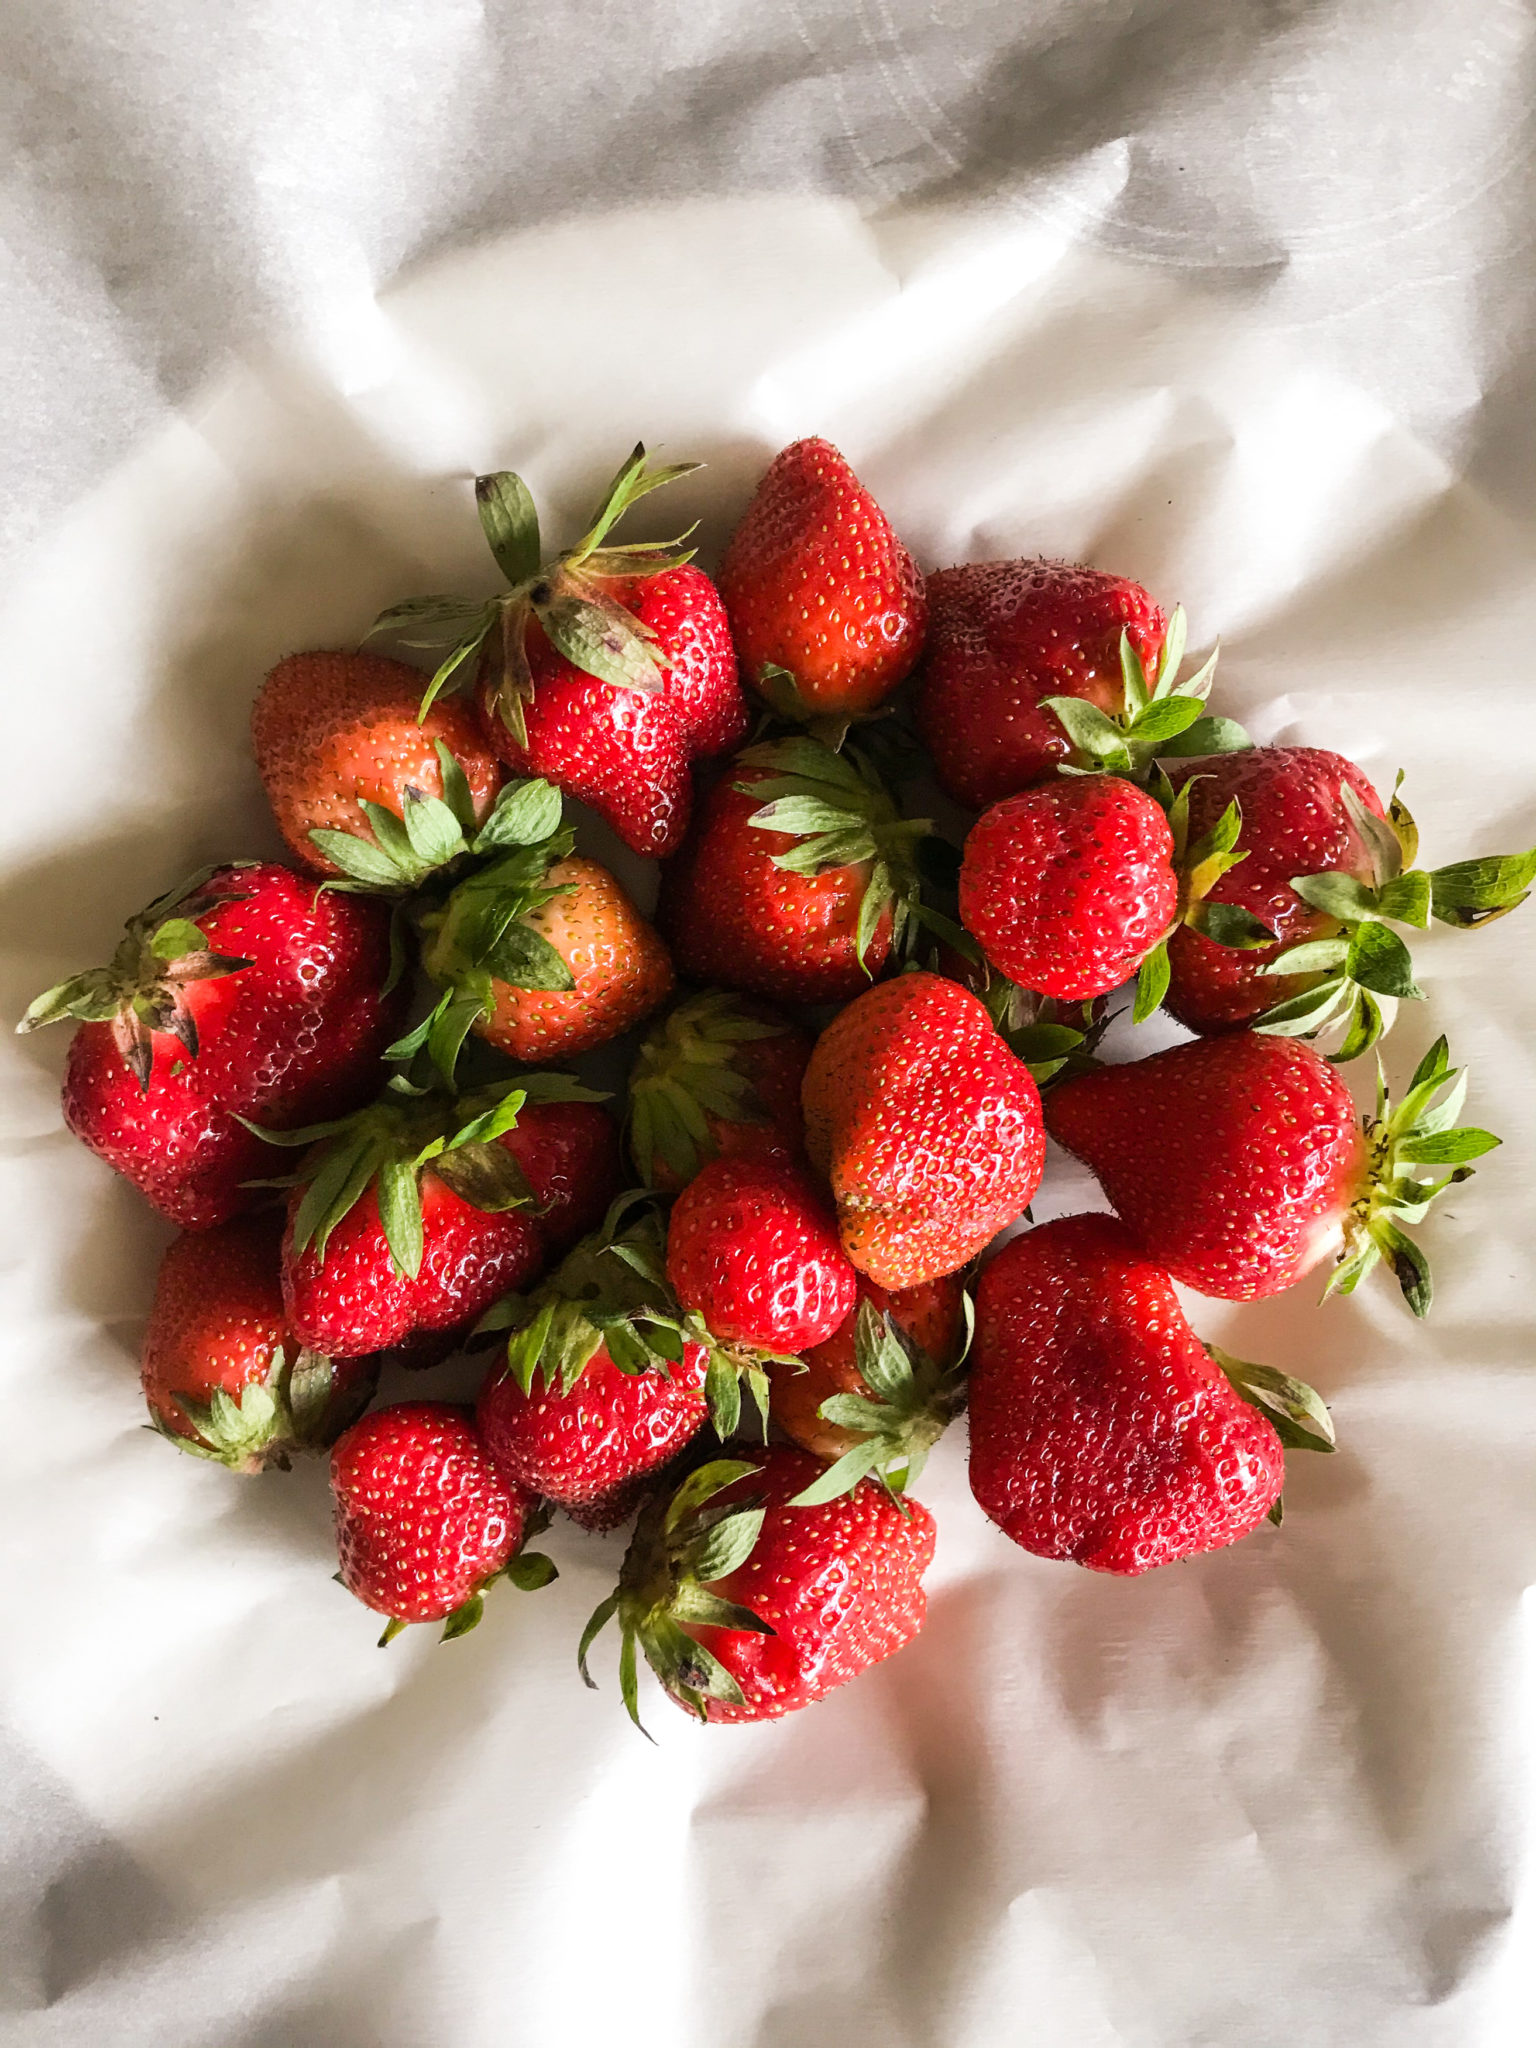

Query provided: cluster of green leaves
[1207,1346,1336,1525]
[1047,608,1248,779]
[155,1344,360,1473]
[580,1457,772,1730]
[625,991,786,1187]
[1131,779,1277,1024]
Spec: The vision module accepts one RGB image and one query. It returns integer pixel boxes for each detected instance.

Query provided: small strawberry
[717,437,927,727]
[20,863,404,1229]
[142,1214,377,1471]
[666,1155,858,1360]
[331,1401,555,1643]
[476,1205,710,1516]
[801,972,1045,1288]
[967,1214,1334,1574]
[580,1450,936,1724]
[767,1275,968,1500]
[657,737,929,1004]
[1162,748,1536,1056]
[369,447,747,858]
[1046,1031,1499,1315]
[626,992,813,1191]
[266,1076,617,1357]
[253,649,504,878]
[917,570,1252,809]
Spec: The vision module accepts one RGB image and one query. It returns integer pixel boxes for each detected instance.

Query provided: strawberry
[1162,748,1536,1056]
[20,863,404,1229]
[767,1275,967,1499]
[717,437,927,725]
[626,992,813,1191]
[267,1076,618,1357]
[801,972,1045,1288]
[369,447,747,858]
[657,737,929,1004]
[331,1401,555,1642]
[666,1155,858,1356]
[967,1214,1335,1574]
[580,1450,936,1724]
[476,1205,710,1516]
[253,650,503,878]
[142,1214,377,1471]
[1046,1031,1499,1314]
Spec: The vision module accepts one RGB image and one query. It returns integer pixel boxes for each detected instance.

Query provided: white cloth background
[3,7,1535,2045]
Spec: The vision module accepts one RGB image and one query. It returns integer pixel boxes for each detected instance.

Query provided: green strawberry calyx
[365,444,701,746]
[1132,780,1278,1024]
[1328,1035,1501,1317]
[1207,1347,1336,1526]
[626,992,790,1187]
[18,865,255,1092]
[155,1342,372,1474]
[376,1500,561,1650]
[787,1294,974,1507]
[736,735,933,974]
[579,1456,773,1731]
[244,1071,605,1279]
[1043,608,1251,781]
[1254,778,1536,1061]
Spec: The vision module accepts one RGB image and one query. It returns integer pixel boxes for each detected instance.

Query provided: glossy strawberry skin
[505,1100,623,1256]
[658,764,891,1004]
[769,1273,964,1459]
[1164,748,1387,1033]
[1045,1034,1368,1299]
[61,866,404,1230]
[641,563,750,757]
[960,778,1178,999]
[802,973,1046,1289]
[331,1402,528,1623]
[718,438,927,717]
[681,1447,936,1723]
[466,858,674,1065]
[968,1214,1284,1575]
[253,650,503,876]
[666,1156,858,1351]
[916,561,1167,810]
[477,1341,709,1510]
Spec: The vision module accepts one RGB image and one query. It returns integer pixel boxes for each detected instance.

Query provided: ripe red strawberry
[1163,748,1536,1055]
[21,863,404,1229]
[581,1450,936,1724]
[369,448,747,858]
[142,1214,377,1471]
[332,1402,552,1641]
[1046,1032,1499,1314]
[476,1207,710,1516]
[272,1079,619,1357]
[717,437,927,723]
[657,737,928,1004]
[252,650,503,878]
[666,1155,858,1354]
[767,1274,966,1497]
[626,991,813,1190]
[966,1214,1334,1574]
[801,972,1045,1288]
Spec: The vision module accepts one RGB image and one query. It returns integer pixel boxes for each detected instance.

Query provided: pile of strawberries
[26,439,1534,1728]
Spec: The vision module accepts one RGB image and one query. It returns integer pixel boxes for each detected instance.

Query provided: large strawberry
[476,1204,711,1525]
[968,1214,1333,1574]
[252,649,503,878]
[801,972,1045,1288]
[369,447,747,858]
[1046,1032,1499,1315]
[1162,748,1536,1055]
[658,737,929,1004]
[20,863,404,1228]
[717,437,927,727]
[580,1449,936,1725]
[331,1402,555,1643]
[916,570,1251,809]
[265,1076,619,1357]
[142,1214,377,1471]
[666,1155,858,1355]
[626,991,813,1191]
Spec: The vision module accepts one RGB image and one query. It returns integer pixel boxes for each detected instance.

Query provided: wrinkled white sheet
[4,44,1536,2048]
